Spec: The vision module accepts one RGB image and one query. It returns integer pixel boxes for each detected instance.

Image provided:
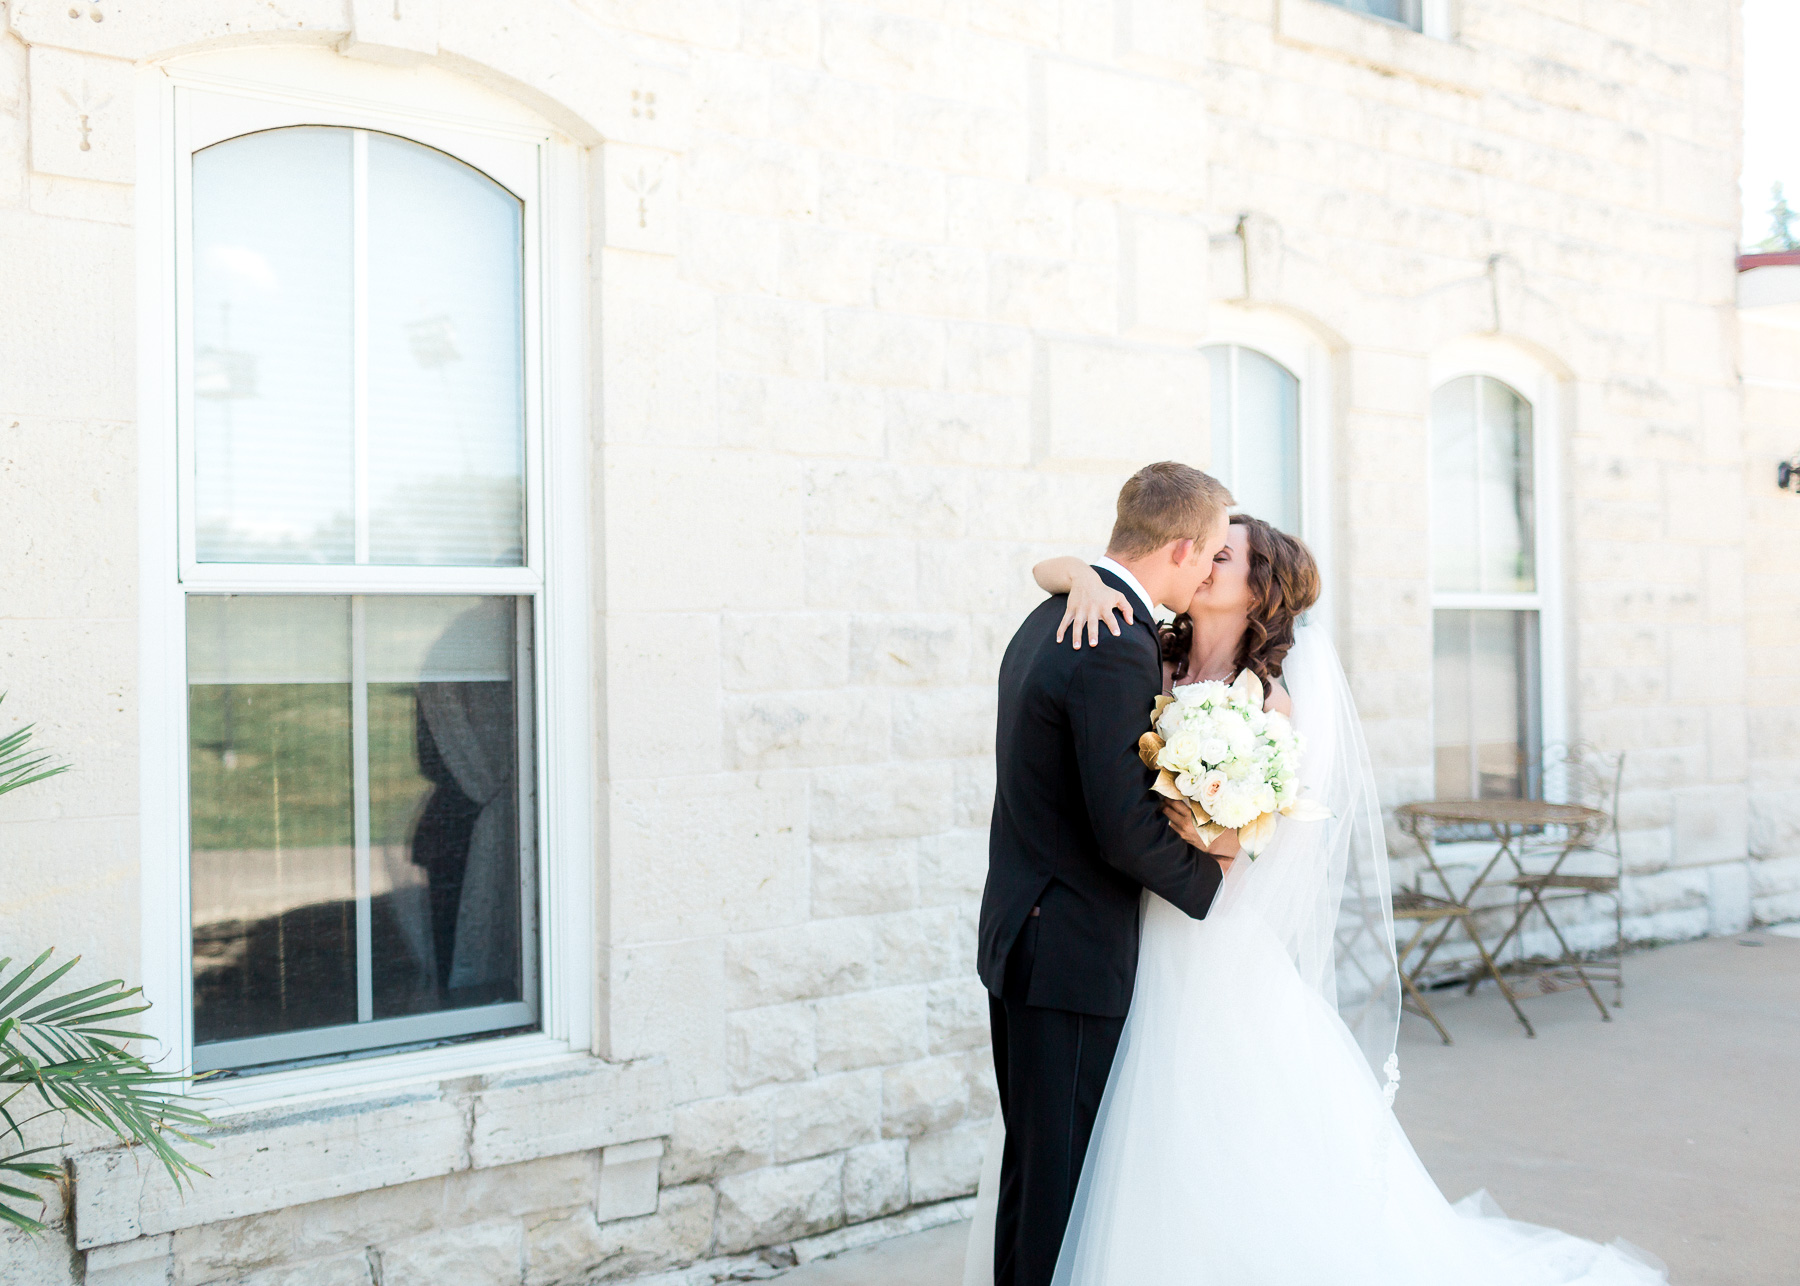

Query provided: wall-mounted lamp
[1782,455,1800,493]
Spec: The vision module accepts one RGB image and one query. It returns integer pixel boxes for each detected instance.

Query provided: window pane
[366,135,526,566]
[1430,377,1480,592]
[189,596,355,1044]
[189,594,535,1067]
[1478,377,1535,592]
[192,128,354,563]
[364,596,531,1017]
[1206,345,1301,534]
[1322,0,1422,31]
[1433,609,1541,801]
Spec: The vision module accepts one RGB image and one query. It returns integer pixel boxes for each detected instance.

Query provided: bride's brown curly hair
[1160,514,1322,688]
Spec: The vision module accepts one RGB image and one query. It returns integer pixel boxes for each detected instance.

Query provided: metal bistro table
[1392,798,1608,1042]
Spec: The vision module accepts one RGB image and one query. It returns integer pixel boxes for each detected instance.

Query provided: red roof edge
[1739,251,1800,271]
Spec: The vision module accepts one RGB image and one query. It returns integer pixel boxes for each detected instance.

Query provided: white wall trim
[135,45,594,1107]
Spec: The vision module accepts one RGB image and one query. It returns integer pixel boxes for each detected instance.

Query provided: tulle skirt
[965,893,1667,1286]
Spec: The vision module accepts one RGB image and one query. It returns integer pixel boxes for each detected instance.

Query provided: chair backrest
[1542,740,1625,855]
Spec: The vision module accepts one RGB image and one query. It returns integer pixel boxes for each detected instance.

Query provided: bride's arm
[1266,677,1292,717]
[1161,801,1239,868]
[1033,556,1137,649]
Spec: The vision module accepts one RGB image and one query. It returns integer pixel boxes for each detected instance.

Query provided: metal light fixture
[1782,455,1800,493]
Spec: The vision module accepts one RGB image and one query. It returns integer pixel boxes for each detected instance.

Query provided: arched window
[1205,344,1301,534]
[1430,374,1542,800]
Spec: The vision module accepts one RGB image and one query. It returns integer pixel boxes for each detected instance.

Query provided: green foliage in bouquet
[0,698,212,1234]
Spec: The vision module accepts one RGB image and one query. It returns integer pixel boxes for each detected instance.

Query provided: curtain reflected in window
[1432,609,1541,801]
[189,595,535,1070]
[1205,344,1301,534]
[1319,0,1422,32]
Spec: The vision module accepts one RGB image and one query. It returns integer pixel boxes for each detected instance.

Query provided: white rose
[1197,737,1229,766]
[1254,784,1278,814]
[1196,769,1229,813]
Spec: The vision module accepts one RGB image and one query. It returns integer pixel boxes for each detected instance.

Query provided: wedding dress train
[963,629,1667,1286]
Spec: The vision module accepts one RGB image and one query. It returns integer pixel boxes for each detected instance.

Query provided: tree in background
[1759,181,1799,252]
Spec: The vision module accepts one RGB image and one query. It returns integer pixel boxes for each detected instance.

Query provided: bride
[963,515,1666,1286]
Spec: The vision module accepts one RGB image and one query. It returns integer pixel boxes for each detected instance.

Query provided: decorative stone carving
[26,46,131,184]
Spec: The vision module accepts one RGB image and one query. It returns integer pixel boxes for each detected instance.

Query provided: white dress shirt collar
[1092,556,1176,625]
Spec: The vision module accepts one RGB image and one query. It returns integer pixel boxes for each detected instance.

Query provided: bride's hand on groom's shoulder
[1056,568,1134,649]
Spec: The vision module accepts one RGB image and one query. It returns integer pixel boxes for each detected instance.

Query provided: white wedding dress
[964,627,1666,1286]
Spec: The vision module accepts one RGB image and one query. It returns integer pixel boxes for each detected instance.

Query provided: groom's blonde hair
[1106,462,1234,560]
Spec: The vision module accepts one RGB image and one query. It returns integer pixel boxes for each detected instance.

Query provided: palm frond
[0,951,212,1234]
[0,695,70,797]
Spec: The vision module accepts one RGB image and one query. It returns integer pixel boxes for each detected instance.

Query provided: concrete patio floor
[780,929,1800,1286]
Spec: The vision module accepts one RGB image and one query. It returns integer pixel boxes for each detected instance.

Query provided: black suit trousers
[989,916,1126,1286]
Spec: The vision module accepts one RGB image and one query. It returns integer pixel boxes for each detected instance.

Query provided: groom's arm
[1067,642,1223,920]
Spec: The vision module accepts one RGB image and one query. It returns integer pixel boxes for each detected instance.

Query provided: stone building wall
[0,1,1774,1284]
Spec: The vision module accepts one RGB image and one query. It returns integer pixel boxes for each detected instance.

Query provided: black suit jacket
[977,567,1223,1017]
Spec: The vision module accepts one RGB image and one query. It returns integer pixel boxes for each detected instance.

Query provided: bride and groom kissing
[965,462,1666,1285]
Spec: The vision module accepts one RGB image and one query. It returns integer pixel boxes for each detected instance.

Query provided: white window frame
[135,46,594,1110]
[1426,338,1568,800]
[1202,308,1338,639]
[1314,0,1454,38]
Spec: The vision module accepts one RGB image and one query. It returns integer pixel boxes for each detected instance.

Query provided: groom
[979,461,1235,1286]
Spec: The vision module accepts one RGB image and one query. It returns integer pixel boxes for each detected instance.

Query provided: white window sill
[72,1050,672,1251]
[1274,0,1478,93]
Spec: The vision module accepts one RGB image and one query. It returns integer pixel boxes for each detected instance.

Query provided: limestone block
[1348,349,1429,417]
[810,762,956,842]
[719,373,887,457]
[715,1156,846,1253]
[954,758,997,830]
[892,686,996,759]
[841,1139,910,1223]
[340,0,439,64]
[812,839,918,918]
[819,6,958,97]
[240,1253,376,1286]
[806,463,970,539]
[718,294,825,380]
[987,254,1115,333]
[771,1070,883,1161]
[6,0,330,57]
[770,66,894,155]
[581,0,743,47]
[848,615,971,687]
[723,614,850,692]
[780,223,878,306]
[1750,855,1800,901]
[815,987,929,1074]
[444,1153,601,1226]
[926,978,990,1054]
[606,611,723,779]
[1672,785,1749,866]
[26,47,131,184]
[689,48,771,138]
[871,908,967,990]
[726,920,879,1008]
[945,176,1072,257]
[4,1220,80,1286]
[1043,339,1209,465]
[610,771,809,942]
[1705,862,1753,936]
[805,536,921,612]
[881,1056,970,1138]
[872,241,987,319]
[1621,867,1709,918]
[603,447,805,613]
[820,153,946,240]
[961,1047,998,1117]
[1749,791,1800,862]
[743,0,820,59]
[83,1235,170,1286]
[1123,213,1210,338]
[1036,59,1205,204]
[681,132,817,220]
[724,688,893,770]
[1118,0,1209,72]
[602,249,719,448]
[894,95,1026,179]
[916,829,987,907]
[375,1219,521,1286]
[609,939,728,1102]
[906,1125,987,1203]
[597,1140,665,1224]
[662,1095,774,1185]
[604,144,680,256]
[966,0,1059,43]
[887,389,1031,466]
[523,1184,715,1285]
[727,1002,818,1090]
[73,1092,468,1250]
[945,322,1034,397]
[0,211,132,421]
[469,1058,674,1170]
[825,309,947,389]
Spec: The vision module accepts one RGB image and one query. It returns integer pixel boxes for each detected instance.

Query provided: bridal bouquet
[1137,670,1330,858]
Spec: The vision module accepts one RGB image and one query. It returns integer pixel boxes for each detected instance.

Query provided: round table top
[1395,798,1607,827]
